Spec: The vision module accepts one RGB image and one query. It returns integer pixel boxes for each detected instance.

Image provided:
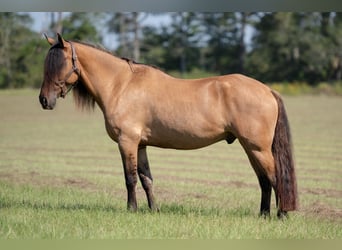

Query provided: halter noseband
[54,41,81,98]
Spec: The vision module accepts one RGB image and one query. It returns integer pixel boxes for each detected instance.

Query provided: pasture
[0,89,341,238]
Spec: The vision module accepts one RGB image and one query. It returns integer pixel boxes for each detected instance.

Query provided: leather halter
[54,41,81,98]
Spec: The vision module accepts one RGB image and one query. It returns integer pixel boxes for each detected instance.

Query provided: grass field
[0,89,341,239]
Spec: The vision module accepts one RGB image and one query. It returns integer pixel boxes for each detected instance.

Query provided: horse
[39,33,298,218]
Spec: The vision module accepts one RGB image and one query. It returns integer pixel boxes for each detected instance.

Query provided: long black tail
[271,91,298,211]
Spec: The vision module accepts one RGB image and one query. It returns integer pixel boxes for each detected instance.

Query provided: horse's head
[39,33,80,110]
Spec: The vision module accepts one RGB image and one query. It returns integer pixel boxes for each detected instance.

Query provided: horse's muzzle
[39,95,55,110]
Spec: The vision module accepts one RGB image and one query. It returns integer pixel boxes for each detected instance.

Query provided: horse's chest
[104,119,120,142]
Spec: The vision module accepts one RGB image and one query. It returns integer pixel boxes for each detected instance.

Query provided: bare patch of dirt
[298,187,342,221]
[301,187,342,199]
[0,170,99,193]
[63,178,97,190]
[301,201,342,222]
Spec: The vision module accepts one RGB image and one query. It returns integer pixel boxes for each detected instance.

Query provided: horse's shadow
[141,203,256,218]
[1,198,122,213]
[3,198,257,218]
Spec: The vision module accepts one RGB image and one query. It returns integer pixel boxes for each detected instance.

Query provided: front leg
[119,137,139,212]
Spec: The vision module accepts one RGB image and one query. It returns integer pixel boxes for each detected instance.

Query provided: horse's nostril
[39,95,48,108]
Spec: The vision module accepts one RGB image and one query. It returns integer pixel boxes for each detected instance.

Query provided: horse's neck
[76,43,130,111]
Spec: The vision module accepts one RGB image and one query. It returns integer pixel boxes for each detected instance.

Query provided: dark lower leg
[119,142,139,212]
[273,181,289,219]
[125,171,138,211]
[258,175,272,217]
[138,147,158,211]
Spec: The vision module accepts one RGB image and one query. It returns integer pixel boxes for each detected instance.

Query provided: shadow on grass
[0,182,258,218]
[157,203,256,218]
[0,196,123,214]
[1,195,259,218]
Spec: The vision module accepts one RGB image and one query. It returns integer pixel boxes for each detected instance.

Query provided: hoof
[259,210,271,219]
[277,210,288,219]
[150,204,160,213]
[127,204,138,212]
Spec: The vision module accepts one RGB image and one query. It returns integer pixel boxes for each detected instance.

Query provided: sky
[28,12,253,50]
[28,12,172,49]
[29,12,48,32]
[29,12,173,32]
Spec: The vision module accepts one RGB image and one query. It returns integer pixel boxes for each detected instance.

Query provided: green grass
[0,89,341,238]
[1,183,339,239]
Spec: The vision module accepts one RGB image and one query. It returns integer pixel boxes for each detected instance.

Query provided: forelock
[44,46,65,81]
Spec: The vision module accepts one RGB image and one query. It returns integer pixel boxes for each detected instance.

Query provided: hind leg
[272,182,288,219]
[243,145,288,218]
[240,140,277,217]
[138,146,158,211]
[245,150,274,217]
[257,174,272,217]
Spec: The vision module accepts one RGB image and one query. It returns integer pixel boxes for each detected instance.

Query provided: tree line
[0,12,341,89]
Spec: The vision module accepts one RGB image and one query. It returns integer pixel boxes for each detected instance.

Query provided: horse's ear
[44,33,55,45]
[57,33,65,48]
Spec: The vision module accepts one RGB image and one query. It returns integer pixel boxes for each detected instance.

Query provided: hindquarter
[225,75,278,150]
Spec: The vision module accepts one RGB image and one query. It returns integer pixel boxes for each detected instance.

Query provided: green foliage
[13,39,50,88]
[168,68,217,79]
[61,13,103,43]
[0,13,104,89]
[269,81,342,96]
[199,13,247,74]
[0,13,47,88]
[246,13,342,85]
[270,82,313,96]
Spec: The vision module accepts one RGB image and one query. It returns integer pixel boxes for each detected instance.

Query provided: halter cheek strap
[55,41,81,98]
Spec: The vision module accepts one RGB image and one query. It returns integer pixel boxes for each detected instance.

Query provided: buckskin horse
[39,34,298,218]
